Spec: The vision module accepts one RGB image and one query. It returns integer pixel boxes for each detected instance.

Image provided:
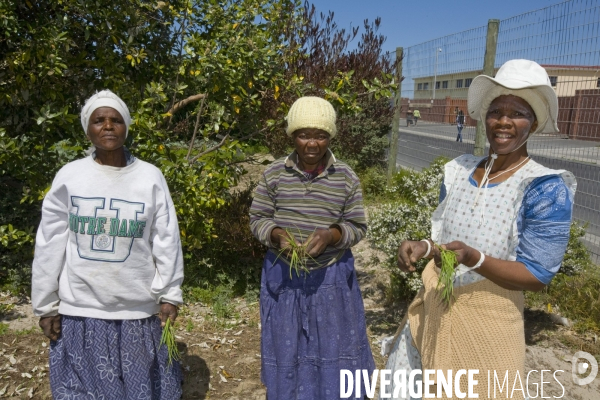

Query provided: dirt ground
[1,239,599,399]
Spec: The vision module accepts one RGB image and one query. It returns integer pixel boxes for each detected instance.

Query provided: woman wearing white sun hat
[380,59,577,399]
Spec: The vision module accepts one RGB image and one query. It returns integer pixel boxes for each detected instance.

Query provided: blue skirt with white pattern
[260,249,375,399]
[49,315,182,399]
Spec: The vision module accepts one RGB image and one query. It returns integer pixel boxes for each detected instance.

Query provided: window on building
[549,76,558,87]
[456,79,463,88]
[597,77,600,88]
[424,82,429,90]
[417,83,423,90]
[465,78,473,87]
[442,81,448,89]
[435,81,440,89]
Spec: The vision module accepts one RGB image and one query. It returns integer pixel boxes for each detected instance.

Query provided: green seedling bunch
[435,244,458,307]
[276,227,320,279]
[160,318,180,366]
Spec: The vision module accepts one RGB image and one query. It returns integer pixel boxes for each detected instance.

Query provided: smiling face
[86,107,127,152]
[293,128,330,170]
[485,95,538,155]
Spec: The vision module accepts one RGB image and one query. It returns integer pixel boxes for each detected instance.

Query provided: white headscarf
[80,89,132,137]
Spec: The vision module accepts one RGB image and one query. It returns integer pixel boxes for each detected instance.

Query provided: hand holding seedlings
[159,302,180,366]
[304,227,341,257]
[273,227,314,278]
[159,302,178,327]
[271,227,301,258]
[436,244,458,306]
[272,226,331,278]
[397,240,433,272]
[434,241,483,306]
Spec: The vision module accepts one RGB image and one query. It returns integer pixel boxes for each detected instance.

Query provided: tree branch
[186,96,207,161]
[168,93,207,116]
[188,125,271,164]
[190,134,230,164]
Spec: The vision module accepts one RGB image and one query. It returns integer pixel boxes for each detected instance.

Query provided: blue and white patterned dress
[50,316,182,400]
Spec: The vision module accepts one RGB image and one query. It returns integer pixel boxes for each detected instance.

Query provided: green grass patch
[184,283,238,322]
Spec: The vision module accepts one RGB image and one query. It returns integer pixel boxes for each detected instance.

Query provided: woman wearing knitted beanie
[31,90,184,399]
[381,60,577,399]
[249,96,375,399]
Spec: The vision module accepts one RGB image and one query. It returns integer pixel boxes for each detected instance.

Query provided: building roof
[540,65,600,70]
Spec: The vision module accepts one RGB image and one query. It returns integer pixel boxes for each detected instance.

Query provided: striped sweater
[249,150,367,268]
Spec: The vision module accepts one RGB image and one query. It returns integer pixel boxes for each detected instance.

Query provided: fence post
[387,47,403,184]
[474,19,499,157]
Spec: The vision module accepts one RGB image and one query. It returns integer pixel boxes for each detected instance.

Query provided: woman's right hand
[397,240,436,272]
[39,315,62,341]
[270,227,300,256]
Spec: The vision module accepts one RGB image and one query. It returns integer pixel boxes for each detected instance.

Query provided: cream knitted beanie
[285,96,337,138]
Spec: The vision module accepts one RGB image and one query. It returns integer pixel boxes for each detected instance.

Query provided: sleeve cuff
[266,224,281,248]
[331,223,352,249]
[518,257,555,285]
[156,285,183,306]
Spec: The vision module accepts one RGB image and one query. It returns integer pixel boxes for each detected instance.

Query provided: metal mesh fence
[394,0,600,262]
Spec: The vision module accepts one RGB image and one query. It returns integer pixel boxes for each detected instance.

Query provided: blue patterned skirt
[49,315,182,399]
[260,249,375,399]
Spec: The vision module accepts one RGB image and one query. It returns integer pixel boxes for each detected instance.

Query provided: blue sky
[309,0,570,53]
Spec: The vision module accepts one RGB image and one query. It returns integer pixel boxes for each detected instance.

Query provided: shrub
[560,222,593,276]
[333,97,393,171]
[526,221,598,333]
[526,267,600,333]
[368,201,432,296]
[183,183,266,294]
[367,159,445,297]
[386,157,447,207]
[358,166,388,201]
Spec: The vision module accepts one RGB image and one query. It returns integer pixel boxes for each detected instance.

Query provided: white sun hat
[467,59,559,134]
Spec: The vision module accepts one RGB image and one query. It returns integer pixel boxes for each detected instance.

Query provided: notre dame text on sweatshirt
[32,155,184,319]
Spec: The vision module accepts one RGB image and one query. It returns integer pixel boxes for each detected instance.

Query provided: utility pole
[474,19,499,156]
[387,47,403,185]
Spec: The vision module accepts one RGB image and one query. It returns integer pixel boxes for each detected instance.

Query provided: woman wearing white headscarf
[31,90,184,399]
[381,60,576,399]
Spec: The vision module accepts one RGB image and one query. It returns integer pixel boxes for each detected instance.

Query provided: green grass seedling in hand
[275,227,320,278]
[160,318,180,366]
[436,244,458,307]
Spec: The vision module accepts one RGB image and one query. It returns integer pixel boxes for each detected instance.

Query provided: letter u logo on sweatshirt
[70,196,147,262]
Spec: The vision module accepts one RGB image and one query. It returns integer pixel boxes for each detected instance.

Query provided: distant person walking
[412,109,421,125]
[456,109,465,142]
[406,109,414,126]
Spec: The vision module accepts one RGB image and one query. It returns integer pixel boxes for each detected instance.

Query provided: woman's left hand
[440,240,481,268]
[304,227,340,258]
[159,302,178,327]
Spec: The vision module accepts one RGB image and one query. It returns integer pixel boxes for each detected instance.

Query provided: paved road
[394,120,600,261]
